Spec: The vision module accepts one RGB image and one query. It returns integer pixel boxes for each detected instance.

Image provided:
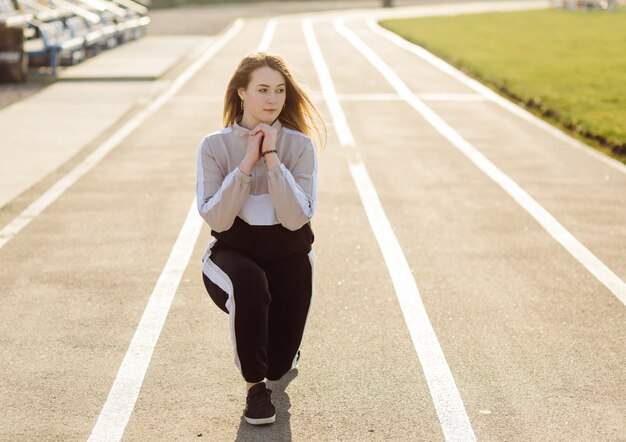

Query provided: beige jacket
[196,118,318,233]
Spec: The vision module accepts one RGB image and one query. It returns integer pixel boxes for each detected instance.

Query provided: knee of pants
[202,271,229,313]
[232,267,271,308]
[208,251,271,308]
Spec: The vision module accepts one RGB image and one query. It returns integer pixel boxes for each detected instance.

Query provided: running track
[1,2,625,440]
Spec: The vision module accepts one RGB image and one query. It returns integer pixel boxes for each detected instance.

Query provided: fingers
[249,125,276,153]
[251,124,275,136]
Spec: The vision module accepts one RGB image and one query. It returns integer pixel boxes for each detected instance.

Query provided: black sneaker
[244,382,276,425]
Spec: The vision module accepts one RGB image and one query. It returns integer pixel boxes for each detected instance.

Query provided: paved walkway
[58,36,212,81]
[0,35,209,209]
[1,1,625,441]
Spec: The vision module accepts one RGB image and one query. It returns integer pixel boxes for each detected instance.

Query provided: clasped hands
[240,123,279,176]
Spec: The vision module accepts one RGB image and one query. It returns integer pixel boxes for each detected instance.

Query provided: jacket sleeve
[196,136,251,232]
[267,138,317,231]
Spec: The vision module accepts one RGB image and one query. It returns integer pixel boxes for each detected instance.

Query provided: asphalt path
[1,2,625,441]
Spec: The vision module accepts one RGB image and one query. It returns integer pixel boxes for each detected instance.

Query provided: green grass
[379,8,626,163]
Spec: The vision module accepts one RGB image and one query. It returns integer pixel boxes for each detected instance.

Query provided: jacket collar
[233,116,282,137]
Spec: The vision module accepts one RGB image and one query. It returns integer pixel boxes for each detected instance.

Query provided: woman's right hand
[239,132,263,175]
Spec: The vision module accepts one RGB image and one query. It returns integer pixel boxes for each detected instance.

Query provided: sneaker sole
[245,414,276,425]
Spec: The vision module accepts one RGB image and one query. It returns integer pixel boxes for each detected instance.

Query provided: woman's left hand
[250,123,278,154]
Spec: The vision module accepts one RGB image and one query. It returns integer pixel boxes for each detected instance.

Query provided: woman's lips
[264,109,277,112]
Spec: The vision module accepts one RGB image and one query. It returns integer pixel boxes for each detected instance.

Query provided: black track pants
[202,248,314,383]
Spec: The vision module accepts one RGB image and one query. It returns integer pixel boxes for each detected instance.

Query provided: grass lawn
[379,8,626,163]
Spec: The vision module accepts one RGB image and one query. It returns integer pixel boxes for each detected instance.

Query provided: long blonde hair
[223,52,326,151]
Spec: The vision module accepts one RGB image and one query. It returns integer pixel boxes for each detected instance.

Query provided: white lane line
[302,18,477,442]
[89,18,278,441]
[87,19,249,441]
[337,93,398,101]
[336,93,485,102]
[302,20,354,147]
[419,93,487,102]
[170,92,485,103]
[170,95,225,103]
[87,201,203,442]
[276,0,547,23]
[367,19,626,175]
[0,20,245,252]
[335,19,626,307]
[257,18,277,51]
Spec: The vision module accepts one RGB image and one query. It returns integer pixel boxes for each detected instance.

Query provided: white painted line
[303,18,477,442]
[87,201,203,442]
[89,18,276,441]
[302,20,355,148]
[335,19,626,306]
[170,95,224,103]
[367,19,626,175]
[0,20,245,252]
[257,18,277,51]
[276,0,547,24]
[337,92,401,102]
[419,93,487,102]
[337,93,486,102]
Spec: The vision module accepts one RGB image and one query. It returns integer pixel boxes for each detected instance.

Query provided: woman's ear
[237,88,245,101]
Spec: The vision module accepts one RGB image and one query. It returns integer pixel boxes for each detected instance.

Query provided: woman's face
[238,66,286,127]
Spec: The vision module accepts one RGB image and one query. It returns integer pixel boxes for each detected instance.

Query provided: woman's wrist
[261,149,277,157]
[239,157,255,176]
[263,149,280,170]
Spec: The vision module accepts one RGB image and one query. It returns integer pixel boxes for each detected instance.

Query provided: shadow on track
[235,369,298,441]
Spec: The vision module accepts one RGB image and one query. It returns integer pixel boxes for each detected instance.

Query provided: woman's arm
[265,138,317,231]
[196,136,252,232]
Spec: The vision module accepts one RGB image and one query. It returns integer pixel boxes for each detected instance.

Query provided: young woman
[196,52,325,425]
